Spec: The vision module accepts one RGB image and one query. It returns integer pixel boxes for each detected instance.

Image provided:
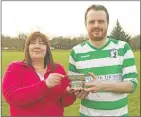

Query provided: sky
[2,1,140,38]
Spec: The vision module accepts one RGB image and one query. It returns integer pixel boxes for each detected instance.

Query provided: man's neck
[89,36,108,48]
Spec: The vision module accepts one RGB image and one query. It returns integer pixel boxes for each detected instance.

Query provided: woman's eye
[30,42,36,44]
[39,42,45,45]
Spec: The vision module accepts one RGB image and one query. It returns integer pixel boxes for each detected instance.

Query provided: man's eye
[99,20,104,23]
[89,21,94,24]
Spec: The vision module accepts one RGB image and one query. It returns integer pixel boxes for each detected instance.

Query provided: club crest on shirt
[110,49,118,58]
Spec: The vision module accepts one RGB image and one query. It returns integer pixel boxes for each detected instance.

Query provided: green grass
[1,50,140,116]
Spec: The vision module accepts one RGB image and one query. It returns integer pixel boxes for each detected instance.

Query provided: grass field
[1,50,140,116]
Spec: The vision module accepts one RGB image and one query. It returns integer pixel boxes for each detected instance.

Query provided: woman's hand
[45,73,64,88]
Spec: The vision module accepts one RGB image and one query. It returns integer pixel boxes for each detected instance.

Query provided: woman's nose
[35,43,40,47]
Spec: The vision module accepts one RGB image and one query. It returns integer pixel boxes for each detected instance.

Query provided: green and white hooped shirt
[68,37,138,116]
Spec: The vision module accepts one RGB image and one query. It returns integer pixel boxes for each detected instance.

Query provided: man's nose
[93,21,99,27]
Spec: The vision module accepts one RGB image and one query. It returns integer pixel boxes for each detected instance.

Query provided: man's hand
[84,72,135,93]
[84,72,104,93]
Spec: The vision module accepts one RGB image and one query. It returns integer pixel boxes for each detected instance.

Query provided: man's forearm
[101,81,133,93]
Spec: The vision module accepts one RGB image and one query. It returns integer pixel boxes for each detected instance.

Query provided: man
[68,4,138,116]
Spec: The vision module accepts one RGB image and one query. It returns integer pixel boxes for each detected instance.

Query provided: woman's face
[29,37,47,60]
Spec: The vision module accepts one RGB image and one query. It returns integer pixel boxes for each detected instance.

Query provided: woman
[2,31,76,116]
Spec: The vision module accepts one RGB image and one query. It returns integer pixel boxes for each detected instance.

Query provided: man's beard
[89,29,107,41]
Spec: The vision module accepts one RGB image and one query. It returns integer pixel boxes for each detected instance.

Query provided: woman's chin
[32,56,44,60]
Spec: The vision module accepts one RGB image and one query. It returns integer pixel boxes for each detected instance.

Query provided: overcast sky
[2,1,140,38]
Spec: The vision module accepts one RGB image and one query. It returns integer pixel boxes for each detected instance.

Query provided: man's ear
[84,21,87,27]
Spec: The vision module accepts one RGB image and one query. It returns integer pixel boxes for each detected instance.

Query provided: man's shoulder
[71,40,88,51]
[110,38,127,47]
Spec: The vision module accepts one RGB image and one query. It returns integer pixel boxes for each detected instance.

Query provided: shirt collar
[20,60,52,73]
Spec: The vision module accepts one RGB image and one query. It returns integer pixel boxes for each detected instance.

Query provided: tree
[110,19,131,43]
[129,34,140,51]
[17,32,28,40]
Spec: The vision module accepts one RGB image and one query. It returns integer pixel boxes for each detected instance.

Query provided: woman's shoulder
[53,63,67,74]
[8,60,24,65]
[55,63,65,69]
[7,60,28,69]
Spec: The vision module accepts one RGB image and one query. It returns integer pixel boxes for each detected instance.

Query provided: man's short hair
[85,4,109,24]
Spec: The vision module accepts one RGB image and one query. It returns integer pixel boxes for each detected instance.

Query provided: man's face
[85,9,108,41]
